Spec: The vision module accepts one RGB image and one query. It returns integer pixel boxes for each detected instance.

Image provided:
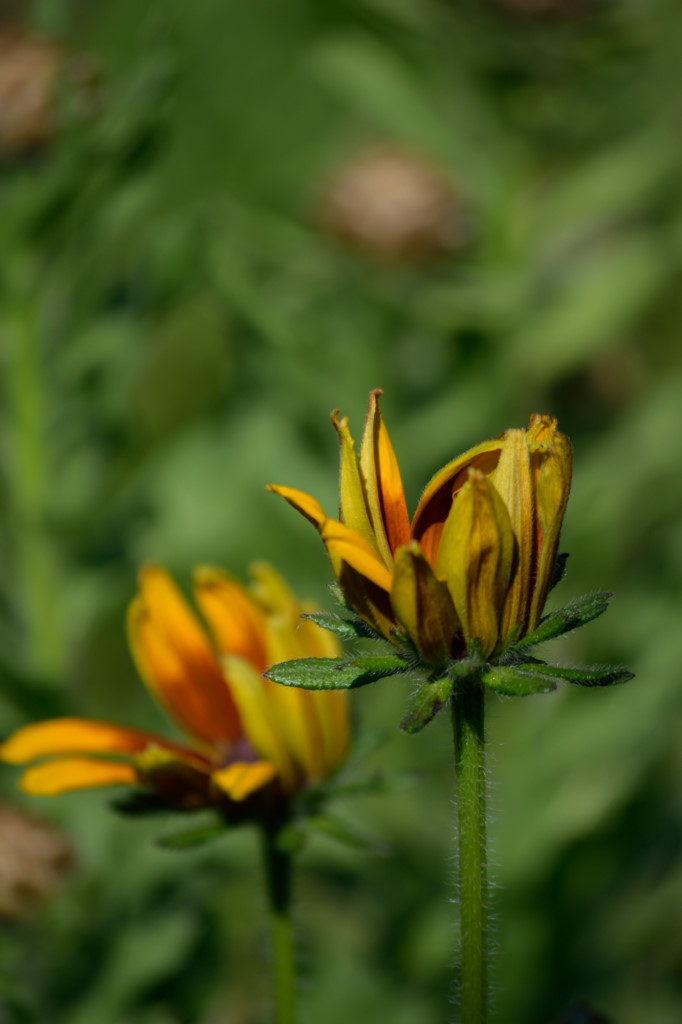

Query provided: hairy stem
[452,682,488,1024]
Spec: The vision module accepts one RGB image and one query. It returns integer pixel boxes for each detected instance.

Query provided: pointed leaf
[482,665,558,696]
[548,552,569,592]
[400,677,454,734]
[301,612,377,640]
[515,662,634,688]
[327,771,416,799]
[514,592,613,650]
[264,655,408,690]
[157,819,228,851]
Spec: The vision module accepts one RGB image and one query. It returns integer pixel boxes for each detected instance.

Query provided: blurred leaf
[304,814,388,855]
[157,818,229,851]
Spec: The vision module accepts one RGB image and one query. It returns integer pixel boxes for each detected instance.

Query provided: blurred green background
[1,0,681,1021]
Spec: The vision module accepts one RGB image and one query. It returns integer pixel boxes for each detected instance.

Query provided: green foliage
[264,654,409,690]
[400,677,454,734]
[513,592,614,650]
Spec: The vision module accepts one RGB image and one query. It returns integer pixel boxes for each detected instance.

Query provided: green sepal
[513,661,634,688]
[514,592,613,650]
[157,817,229,851]
[264,654,408,690]
[301,611,378,640]
[481,665,558,696]
[548,552,569,592]
[400,676,454,734]
[328,581,354,611]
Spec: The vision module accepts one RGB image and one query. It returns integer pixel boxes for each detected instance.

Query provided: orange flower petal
[212,760,277,802]
[129,566,241,750]
[266,484,327,528]
[436,469,514,657]
[194,567,268,672]
[411,439,504,565]
[391,542,460,663]
[331,410,381,557]
[359,390,410,561]
[223,656,298,791]
[320,519,396,638]
[0,717,197,766]
[19,758,138,796]
[528,426,572,629]
[491,429,533,642]
[320,520,393,592]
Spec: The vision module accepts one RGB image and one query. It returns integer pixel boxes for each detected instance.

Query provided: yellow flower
[1,564,349,810]
[268,390,571,662]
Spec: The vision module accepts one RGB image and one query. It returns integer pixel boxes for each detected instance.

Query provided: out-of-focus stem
[452,682,488,1024]
[262,828,296,1024]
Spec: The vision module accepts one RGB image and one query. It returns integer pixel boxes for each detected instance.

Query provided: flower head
[1,564,349,816]
[268,390,572,663]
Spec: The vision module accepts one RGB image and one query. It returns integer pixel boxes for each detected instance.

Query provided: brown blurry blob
[0,802,73,918]
[318,146,468,264]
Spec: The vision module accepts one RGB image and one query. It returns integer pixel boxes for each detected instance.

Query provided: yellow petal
[320,519,396,638]
[436,470,514,657]
[194,567,268,671]
[129,566,241,750]
[298,600,343,659]
[359,390,410,562]
[222,655,297,791]
[0,717,198,766]
[212,760,277,802]
[491,429,533,642]
[19,758,138,796]
[276,597,349,776]
[266,484,327,528]
[528,424,572,629]
[411,438,504,566]
[248,562,299,621]
[331,410,380,556]
[265,619,328,781]
[320,519,393,592]
[391,542,460,663]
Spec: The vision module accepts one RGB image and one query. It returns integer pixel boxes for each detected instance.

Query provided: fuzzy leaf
[482,665,558,696]
[400,676,454,734]
[264,655,407,690]
[515,662,634,687]
[514,592,613,650]
[301,611,377,640]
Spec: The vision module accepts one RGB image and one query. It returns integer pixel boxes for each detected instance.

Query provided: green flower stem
[262,829,296,1024]
[451,681,488,1024]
